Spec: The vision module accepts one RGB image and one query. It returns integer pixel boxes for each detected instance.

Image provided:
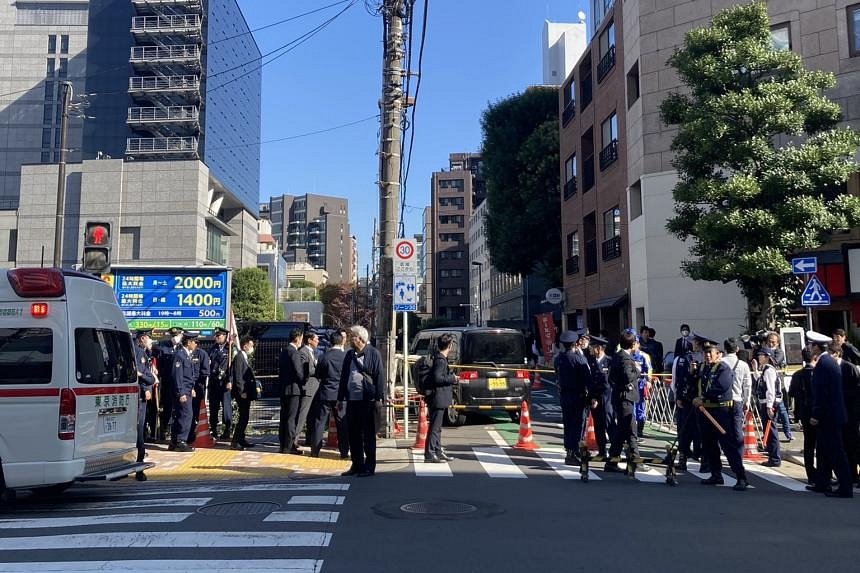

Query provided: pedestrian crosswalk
[0,481,350,572]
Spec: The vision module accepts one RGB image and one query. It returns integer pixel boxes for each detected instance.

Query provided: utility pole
[376,0,405,399]
[53,81,72,268]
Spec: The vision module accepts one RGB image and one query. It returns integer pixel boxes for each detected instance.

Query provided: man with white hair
[338,325,386,477]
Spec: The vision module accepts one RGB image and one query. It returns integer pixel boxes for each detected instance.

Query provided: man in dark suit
[231,337,257,450]
[424,333,458,463]
[605,330,641,472]
[278,328,305,455]
[294,332,321,452]
[338,325,386,477]
[586,335,613,458]
[674,324,691,359]
[308,330,349,458]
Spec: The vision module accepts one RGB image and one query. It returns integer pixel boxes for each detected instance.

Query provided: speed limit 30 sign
[393,239,418,275]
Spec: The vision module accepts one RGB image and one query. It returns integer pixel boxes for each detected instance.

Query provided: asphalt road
[1,378,856,573]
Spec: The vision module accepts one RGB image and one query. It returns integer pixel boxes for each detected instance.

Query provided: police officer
[753,346,781,467]
[169,332,197,452]
[671,333,703,471]
[692,340,748,491]
[556,330,590,465]
[134,329,156,481]
[587,335,612,458]
[208,327,232,440]
[153,327,184,441]
[186,332,210,445]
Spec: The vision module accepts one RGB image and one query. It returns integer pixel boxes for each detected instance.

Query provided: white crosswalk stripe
[264,511,339,523]
[411,452,453,476]
[472,447,528,478]
[0,513,192,529]
[13,498,213,512]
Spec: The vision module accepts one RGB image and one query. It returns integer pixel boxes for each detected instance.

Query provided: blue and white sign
[791,257,817,275]
[801,275,830,307]
[393,275,418,312]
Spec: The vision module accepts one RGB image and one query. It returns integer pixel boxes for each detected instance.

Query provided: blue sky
[238,0,589,275]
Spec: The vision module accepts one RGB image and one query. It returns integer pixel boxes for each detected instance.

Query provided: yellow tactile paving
[144,446,350,481]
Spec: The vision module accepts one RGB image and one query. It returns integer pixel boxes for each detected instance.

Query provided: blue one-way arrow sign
[801,275,830,307]
[792,256,817,275]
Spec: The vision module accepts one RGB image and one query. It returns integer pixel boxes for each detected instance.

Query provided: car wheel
[508,410,521,424]
[0,470,15,508]
[31,482,72,497]
[444,399,467,427]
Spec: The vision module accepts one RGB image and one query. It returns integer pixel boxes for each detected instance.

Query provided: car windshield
[466,332,525,364]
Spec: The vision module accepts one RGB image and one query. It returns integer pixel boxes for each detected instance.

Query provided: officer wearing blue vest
[134,329,156,481]
[692,339,748,491]
[169,333,197,452]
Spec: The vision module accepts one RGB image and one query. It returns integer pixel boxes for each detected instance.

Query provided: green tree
[231,267,278,321]
[482,87,562,284]
[319,283,374,328]
[660,2,860,330]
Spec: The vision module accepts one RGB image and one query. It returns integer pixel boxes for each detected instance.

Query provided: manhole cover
[197,501,280,516]
[400,501,478,515]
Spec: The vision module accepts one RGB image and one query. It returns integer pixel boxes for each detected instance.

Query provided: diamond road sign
[791,257,817,275]
[801,275,830,307]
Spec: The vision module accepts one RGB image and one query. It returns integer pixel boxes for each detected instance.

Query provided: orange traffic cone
[742,410,765,461]
[193,400,215,448]
[531,372,543,391]
[584,413,598,451]
[514,400,540,450]
[325,415,339,449]
[412,398,428,450]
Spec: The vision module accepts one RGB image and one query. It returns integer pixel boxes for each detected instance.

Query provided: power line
[398,0,427,235]
[397,0,416,238]
[208,0,351,46]
[206,114,379,151]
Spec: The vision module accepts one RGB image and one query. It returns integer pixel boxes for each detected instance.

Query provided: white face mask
[145,338,153,350]
[172,335,182,345]
[246,347,254,356]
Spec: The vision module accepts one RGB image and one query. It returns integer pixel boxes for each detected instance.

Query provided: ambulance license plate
[487,378,506,390]
[101,415,118,434]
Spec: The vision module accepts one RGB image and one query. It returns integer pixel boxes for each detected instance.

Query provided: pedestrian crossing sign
[801,275,830,306]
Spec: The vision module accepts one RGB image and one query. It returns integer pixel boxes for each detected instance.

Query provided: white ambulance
[0,268,149,503]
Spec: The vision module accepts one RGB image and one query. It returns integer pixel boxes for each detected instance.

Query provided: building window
[46,58,55,76]
[120,227,141,261]
[629,180,643,220]
[7,230,17,262]
[850,5,860,57]
[564,154,577,199]
[44,80,54,100]
[440,233,463,243]
[43,104,53,124]
[206,223,228,265]
[54,128,61,149]
[771,23,791,51]
[60,35,69,54]
[439,269,463,278]
[562,79,576,126]
[439,179,465,189]
[597,21,616,82]
[439,197,464,208]
[627,60,640,107]
[604,206,621,239]
[439,215,464,227]
[47,35,56,54]
[440,250,464,260]
[42,128,51,148]
[599,112,619,170]
[58,58,68,78]
[40,152,51,164]
[567,231,579,257]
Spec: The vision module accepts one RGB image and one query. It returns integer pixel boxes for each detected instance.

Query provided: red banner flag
[535,313,556,365]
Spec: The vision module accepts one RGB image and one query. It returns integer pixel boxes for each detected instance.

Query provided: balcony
[129,45,201,66]
[565,255,580,276]
[583,156,595,191]
[599,139,618,171]
[602,235,622,261]
[584,239,598,275]
[132,0,203,13]
[563,178,577,200]
[562,100,576,126]
[128,75,200,95]
[580,76,592,110]
[126,136,198,155]
[131,14,202,35]
[597,45,616,83]
[127,105,199,124]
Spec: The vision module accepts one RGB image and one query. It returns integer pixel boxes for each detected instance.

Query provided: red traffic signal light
[85,222,110,247]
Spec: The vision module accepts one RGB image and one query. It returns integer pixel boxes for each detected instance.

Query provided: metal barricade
[645,376,676,432]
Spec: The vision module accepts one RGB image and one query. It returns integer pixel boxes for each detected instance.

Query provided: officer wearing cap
[808,331,854,497]
[169,332,196,452]
[555,330,591,465]
[753,346,781,466]
[208,327,232,440]
[671,332,704,471]
[586,335,612,458]
[185,333,210,445]
[134,329,156,481]
[153,327,184,441]
[692,340,748,490]
[625,328,651,439]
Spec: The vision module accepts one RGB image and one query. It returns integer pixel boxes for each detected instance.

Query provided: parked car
[410,327,530,426]
[236,321,312,398]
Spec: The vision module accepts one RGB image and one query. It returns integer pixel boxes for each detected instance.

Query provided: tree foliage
[319,283,373,329]
[232,267,278,321]
[660,2,860,329]
[482,87,562,284]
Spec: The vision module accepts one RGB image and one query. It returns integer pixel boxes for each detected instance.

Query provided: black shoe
[357,470,375,477]
[732,479,748,491]
[135,471,147,482]
[340,453,350,460]
[424,454,443,463]
[761,460,781,467]
[174,441,195,453]
[699,464,711,474]
[824,490,854,498]
[309,448,321,458]
[341,468,361,477]
[604,463,623,473]
[240,442,256,449]
[805,485,831,493]
[230,443,244,451]
[700,476,724,486]
[167,442,177,451]
[438,451,454,462]
[290,448,304,456]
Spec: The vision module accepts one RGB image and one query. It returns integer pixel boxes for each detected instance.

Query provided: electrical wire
[397,1,415,238]
[206,114,379,151]
[208,0,351,46]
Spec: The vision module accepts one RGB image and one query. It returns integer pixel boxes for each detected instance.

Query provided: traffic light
[83,222,111,273]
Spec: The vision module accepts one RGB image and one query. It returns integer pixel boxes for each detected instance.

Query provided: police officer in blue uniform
[134,329,156,481]
[671,334,703,471]
[692,340,748,491]
[153,327,184,441]
[169,332,197,452]
[556,330,591,465]
[207,327,232,440]
[186,333,210,445]
[586,335,612,458]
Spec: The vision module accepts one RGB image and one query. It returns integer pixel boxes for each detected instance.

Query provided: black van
[410,327,530,425]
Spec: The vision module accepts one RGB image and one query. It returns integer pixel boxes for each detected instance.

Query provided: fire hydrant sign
[393,239,418,275]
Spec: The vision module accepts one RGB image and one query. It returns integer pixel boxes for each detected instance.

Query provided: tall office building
[268,193,354,285]
[542,20,587,86]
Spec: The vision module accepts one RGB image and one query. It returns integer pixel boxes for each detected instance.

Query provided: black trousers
[759,403,781,463]
[279,394,302,450]
[844,419,859,483]
[560,392,586,452]
[801,420,818,483]
[159,380,174,437]
[816,422,853,494]
[347,400,378,473]
[145,395,158,439]
[294,395,314,447]
[136,399,147,463]
[170,395,192,444]
[425,407,445,456]
[308,397,349,456]
[676,402,701,459]
[186,392,203,444]
[608,400,639,459]
[700,406,746,480]
[208,384,232,438]
[233,397,251,446]
[590,397,609,455]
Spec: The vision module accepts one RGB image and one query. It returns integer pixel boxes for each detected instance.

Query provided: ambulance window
[0,328,52,385]
[75,329,136,385]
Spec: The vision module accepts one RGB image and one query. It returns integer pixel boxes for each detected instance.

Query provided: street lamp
[471,261,483,327]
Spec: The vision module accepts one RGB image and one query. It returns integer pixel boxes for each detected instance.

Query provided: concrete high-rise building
[559,0,860,341]
[542,20,587,86]
[418,206,433,316]
[468,199,491,327]
[268,193,354,284]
